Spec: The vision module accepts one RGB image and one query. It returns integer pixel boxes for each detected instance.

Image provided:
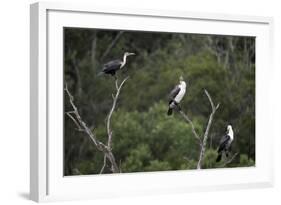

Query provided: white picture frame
[30,2,274,202]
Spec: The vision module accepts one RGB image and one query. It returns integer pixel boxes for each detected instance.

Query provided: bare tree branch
[106,151,120,173]
[69,51,83,97]
[66,111,82,131]
[178,89,219,169]
[91,31,97,66]
[99,155,107,174]
[101,31,124,61]
[65,84,103,149]
[221,152,239,167]
[65,79,128,174]
[179,110,202,144]
[107,77,129,148]
[197,89,220,169]
[73,168,82,175]
[119,160,122,173]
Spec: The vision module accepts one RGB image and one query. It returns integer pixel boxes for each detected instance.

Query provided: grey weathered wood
[106,77,129,148]
[65,77,129,174]
[178,89,219,169]
[197,89,220,169]
[179,110,202,145]
[221,152,239,167]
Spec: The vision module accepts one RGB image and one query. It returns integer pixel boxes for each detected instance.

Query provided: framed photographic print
[30,2,274,202]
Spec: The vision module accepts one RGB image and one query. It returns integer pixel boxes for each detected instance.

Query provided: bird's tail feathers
[216,153,222,162]
[167,108,173,116]
[97,71,104,77]
[225,151,229,158]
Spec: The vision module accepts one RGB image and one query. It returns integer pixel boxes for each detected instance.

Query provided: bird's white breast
[174,82,186,103]
[229,129,234,141]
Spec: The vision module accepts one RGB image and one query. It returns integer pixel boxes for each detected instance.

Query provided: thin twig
[101,31,124,61]
[197,89,219,169]
[183,156,191,162]
[221,152,239,167]
[106,76,129,149]
[66,112,82,130]
[179,110,202,144]
[115,79,119,90]
[65,84,104,149]
[119,159,122,173]
[99,155,107,174]
[65,84,121,173]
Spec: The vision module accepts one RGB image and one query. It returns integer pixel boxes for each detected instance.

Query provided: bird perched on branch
[167,76,186,115]
[216,125,234,162]
[98,52,135,77]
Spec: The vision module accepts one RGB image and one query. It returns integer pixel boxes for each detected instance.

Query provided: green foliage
[122,144,152,172]
[239,154,255,167]
[64,28,255,175]
[180,158,197,170]
[202,149,218,169]
[145,160,172,172]
[109,102,202,172]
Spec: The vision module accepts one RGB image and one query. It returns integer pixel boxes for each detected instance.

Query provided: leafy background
[64,28,255,175]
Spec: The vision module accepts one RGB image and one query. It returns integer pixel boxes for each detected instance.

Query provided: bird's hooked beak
[179,76,184,81]
[127,52,136,56]
[227,125,232,131]
[179,76,186,84]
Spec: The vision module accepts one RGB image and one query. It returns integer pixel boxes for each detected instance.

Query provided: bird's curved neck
[121,54,127,68]
[228,129,234,140]
[180,81,186,89]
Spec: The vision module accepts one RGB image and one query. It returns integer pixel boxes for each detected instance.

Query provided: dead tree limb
[65,85,103,149]
[197,89,220,169]
[99,155,107,174]
[179,111,202,144]
[65,77,128,173]
[91,31,97,65]
[221,152,239,167]
[178,89,219,169]
[66,111,83,131]
[101,31,124,61]
[106,77,129,148]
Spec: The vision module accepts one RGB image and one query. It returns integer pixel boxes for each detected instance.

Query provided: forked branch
[179,111,202,145]
[65,77,128,174]
[178,89,219,169]
[107,77,129,148]
[221,152,239,167]
[197,89,220,169]
[65,84,105,150]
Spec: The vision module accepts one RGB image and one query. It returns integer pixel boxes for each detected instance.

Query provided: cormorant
[98,52,135,77]
[167,76,186,115]
[216,125,234,162]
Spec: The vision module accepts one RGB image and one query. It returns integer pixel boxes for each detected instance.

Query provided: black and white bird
[216,125,234,162]
[167,76,187,116]
[98,52,135,77]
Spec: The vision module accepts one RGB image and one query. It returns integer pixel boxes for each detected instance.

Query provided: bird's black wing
[218,134,230,152]
[102,59,122,72]
[169,85,180,100]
